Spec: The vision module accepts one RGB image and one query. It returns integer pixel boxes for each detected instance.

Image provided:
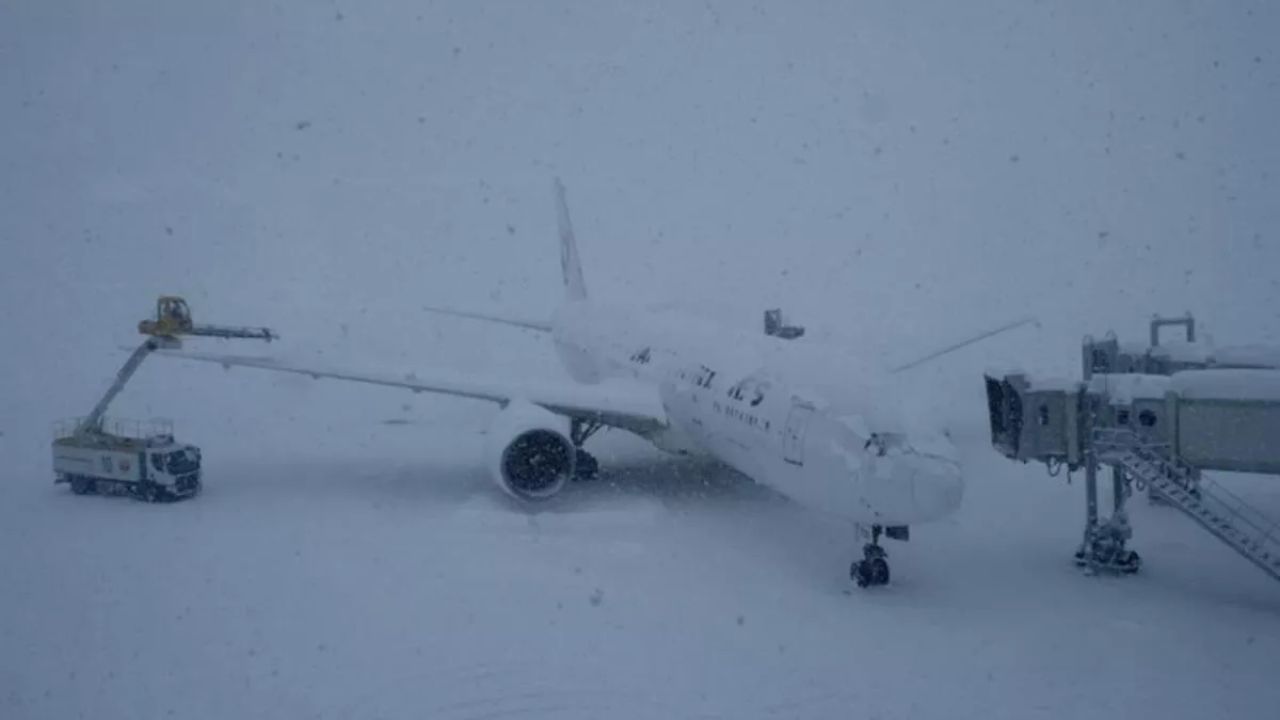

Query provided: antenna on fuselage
[764,309,806,340]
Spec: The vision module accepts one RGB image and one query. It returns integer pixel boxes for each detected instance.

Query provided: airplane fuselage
[550,301,964,527]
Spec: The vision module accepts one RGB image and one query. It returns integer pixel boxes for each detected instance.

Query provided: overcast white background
[2,2,1279,718]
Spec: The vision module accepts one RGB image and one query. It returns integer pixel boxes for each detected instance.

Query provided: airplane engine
[485,401,576,501]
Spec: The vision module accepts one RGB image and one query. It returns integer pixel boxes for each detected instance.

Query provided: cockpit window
[866,434,887,456]
[865,433,907,457]
[727,378,768,405]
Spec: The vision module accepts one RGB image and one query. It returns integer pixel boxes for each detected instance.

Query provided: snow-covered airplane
[161,180,1023,587]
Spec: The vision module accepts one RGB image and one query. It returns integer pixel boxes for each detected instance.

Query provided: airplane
[159,180,1031,588]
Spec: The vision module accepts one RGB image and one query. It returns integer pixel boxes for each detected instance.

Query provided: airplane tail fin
[555,178,588,301]
[416,180,585,334]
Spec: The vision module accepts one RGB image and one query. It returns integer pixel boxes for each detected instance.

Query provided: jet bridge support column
[1113,466,1126,519]
[1082,453,1099,552]
[1075,434,1141,574]
[1077,392,1103,567]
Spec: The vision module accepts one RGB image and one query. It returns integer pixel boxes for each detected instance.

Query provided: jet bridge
[984,314,1280,584]
[1083,312,1280,379]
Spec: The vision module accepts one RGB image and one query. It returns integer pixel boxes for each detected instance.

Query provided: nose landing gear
[851,525,891,588]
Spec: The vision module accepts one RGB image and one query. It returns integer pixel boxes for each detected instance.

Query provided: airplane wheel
[852,561,869,588]
[870,558,890,586]
[851,558,890,588]
[852,561,876,588]
[574,449,599,481]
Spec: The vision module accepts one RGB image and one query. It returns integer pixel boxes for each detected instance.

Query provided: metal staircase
[1093,429,1280,583]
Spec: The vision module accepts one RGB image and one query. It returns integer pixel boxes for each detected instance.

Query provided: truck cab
[145,440,203,497]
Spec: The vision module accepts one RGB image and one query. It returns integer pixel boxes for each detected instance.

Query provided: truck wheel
[132,483,157,503]
[70,476,96,495]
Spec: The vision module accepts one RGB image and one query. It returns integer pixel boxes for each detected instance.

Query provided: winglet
[421,305,552,333]
[890,315,1040,374]
[555,178,588,301]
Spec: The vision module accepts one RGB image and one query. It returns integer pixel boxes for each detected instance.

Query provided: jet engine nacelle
[485,401,576,501]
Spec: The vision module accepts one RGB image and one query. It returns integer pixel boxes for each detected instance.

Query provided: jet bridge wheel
[1073,546,1141,575]
[1120,551,1142,574]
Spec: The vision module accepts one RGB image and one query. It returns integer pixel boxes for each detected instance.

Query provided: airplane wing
[154,348,669,437]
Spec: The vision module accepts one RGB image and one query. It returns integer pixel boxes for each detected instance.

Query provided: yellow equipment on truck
[138,295,277,341]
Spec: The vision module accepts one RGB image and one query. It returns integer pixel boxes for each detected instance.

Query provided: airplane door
[782,402,814,466]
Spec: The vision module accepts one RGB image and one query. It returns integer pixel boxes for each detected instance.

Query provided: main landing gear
[851,525,891,588]
[570,419,603,482]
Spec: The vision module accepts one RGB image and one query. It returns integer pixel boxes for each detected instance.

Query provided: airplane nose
[909,455,965,521]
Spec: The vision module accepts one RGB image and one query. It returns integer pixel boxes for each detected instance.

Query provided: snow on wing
[154,348,669,435]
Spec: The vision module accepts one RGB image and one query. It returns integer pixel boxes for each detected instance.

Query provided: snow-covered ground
[4,1,1280,718]
[4,427,1280,720]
